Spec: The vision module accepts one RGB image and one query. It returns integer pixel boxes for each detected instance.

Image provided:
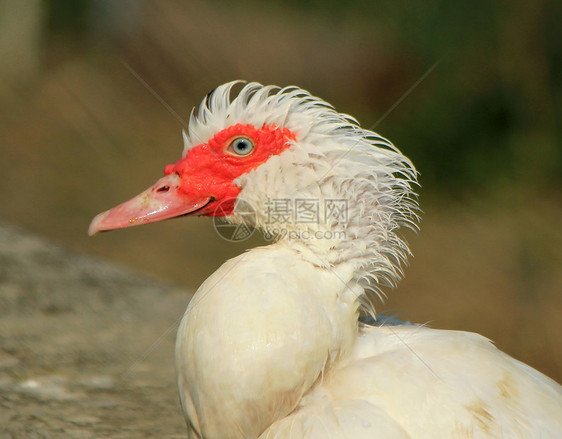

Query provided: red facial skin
[88,123,296,235]
[165,123,296,216]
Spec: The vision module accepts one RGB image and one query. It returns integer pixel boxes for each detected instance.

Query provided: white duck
[90,81,562,438]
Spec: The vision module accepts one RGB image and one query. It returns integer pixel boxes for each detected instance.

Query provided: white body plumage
[176,246,562,439]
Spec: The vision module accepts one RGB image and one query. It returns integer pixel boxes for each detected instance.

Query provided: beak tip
[88,211,109,237]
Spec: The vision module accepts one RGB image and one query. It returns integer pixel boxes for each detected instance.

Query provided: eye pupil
[235,139,249,152]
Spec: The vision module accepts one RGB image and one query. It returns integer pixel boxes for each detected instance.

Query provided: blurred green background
[0,0,560,380]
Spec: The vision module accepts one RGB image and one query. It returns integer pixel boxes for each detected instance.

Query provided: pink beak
[88,174,212,236]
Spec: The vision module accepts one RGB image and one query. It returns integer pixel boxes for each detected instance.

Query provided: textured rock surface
[0,222,189,438]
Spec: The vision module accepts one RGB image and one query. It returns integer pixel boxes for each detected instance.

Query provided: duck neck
[243,177,415,301]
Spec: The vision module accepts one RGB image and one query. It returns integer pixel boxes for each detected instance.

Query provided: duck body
[176,244,359,438]
[89,81,562,438]
[176,244,562,439]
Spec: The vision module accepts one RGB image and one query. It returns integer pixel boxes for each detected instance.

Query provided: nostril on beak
[156,185,170,193]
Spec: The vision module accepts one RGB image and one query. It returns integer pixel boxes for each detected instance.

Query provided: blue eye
[228,137,255,156]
